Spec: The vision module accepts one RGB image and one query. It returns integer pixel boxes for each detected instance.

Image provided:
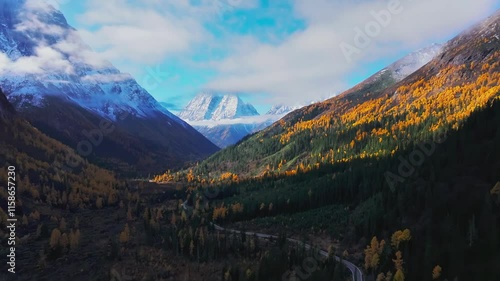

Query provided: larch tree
[432,265,442,280]
[394,269,405,281]
[393,251,404,271]
[119,223,130,244]
[50,228,62,249]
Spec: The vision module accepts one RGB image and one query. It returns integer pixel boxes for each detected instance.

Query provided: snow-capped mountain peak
[179,92,259,121]
[0,0,184,124]
[0,0,219,171]
[386,43,443,81]
[178,93,302,148]
[266,104,300,115]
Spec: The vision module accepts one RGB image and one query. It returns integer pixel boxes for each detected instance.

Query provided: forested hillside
[150,10,500,281]
[191,96,500,281]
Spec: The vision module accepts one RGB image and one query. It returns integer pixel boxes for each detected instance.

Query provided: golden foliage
[364,236,386,270]
[393,251,404,271]
[119,223,130,244]
[213,204,228,221]
[394,269,405,281]
[432,265,442,280]
[391,229,411,250]
[49,228,61,249]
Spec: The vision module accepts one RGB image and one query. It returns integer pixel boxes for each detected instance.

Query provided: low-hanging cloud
[187,114,286,128]
[0,46,74,75]
[81,73,133,83]
[0,0,120,77]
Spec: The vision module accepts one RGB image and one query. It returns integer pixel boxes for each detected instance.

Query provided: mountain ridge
[178,92,298,148]
[0,0,219,175]
[179,92,260,122]
[192,12,500,176]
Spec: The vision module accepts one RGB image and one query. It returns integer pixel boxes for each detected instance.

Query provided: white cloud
[81,73,132,83]
[0,0,111,76]
[52,31,111,69]
[187,114,284,128]
[0,46,74,75]
[205,0,498,105]
[6,0,498,110]
[18,0,67,36]
[67,0,261,70]
[74,0,211,64]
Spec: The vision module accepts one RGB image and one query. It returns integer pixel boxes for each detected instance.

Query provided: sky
[48,0,500,114]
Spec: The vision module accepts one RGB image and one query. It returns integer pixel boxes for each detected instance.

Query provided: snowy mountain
[372,43,443,82]
[266,105,300,115]
[323,43,444,113]
[0,0,218,175]
[178,93,295,148]
[179,92,259,121]
[0,0,182,122]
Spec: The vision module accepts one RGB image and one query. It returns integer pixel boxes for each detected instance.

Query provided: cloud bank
[2,0,499,109]
[206,0,498,105]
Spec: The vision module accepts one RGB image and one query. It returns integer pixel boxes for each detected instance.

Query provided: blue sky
[55,0,500,114]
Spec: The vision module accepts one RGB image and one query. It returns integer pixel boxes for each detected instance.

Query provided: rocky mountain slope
[0,0,218,175]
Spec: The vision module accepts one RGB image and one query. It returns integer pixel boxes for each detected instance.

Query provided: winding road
[211,223,364,281]
[181,201,364,281]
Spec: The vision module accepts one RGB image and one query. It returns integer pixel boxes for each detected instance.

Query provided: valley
[1,1,499,281]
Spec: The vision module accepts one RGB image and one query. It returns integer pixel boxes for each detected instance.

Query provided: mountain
[170,11,500,281]
[194,11,500,177]
[0,87,121,205]
[179,93,295,148]
[385,43,443,81]
[194,123,262,148]
[179,92,259,121]
[266,104,300,115]
[0,86,14,116]
[315,43,442,116]
[0,0,218,175]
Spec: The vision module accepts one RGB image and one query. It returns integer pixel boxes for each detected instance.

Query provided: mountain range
[176,10,500,281]
[0,0,218,175]
[194,11,500,177]
[2,2,500,281]
[178,93,297,148]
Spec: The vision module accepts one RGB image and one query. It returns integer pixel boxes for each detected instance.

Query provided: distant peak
[383,43,443,81]
[266,104,300,115]
[179,92,260,121]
